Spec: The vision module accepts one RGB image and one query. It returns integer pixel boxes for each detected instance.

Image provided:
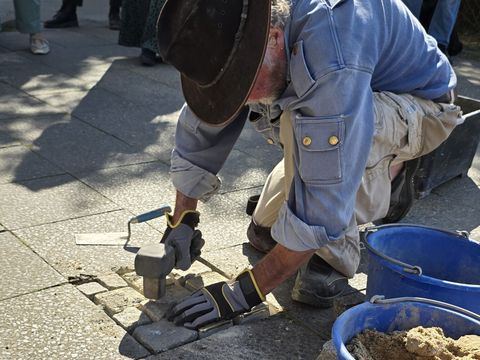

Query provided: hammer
[135,243,176,299]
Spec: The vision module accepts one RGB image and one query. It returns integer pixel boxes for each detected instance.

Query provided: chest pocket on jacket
[294,116,345,185]
[290,40,316,98]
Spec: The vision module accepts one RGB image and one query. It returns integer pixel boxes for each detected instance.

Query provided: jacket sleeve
[272,68,374,250]
[171,104,248,201]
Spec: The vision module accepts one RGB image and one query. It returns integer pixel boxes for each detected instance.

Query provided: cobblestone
[94,287,146,316]
[112,306,152,333]
[171,260,213,285]
[133,319,198,354]
[97,273,128,290]
[76,282,108,300]
[183,271,229,292]
[141,285,191,322]
[122,271,175,294]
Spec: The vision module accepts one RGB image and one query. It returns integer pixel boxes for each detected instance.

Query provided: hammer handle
[130,205,172,224]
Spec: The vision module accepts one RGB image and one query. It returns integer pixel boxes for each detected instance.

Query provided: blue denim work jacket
[170,0,456,251]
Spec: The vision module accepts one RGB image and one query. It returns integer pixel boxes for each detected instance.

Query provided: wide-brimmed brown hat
[157,0,271,125]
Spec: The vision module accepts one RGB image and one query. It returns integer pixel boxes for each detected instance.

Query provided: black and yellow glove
[167,270,265,329]
[161,210,204,271]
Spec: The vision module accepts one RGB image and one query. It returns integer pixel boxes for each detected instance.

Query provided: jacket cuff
[170,151,221,202]
[271,202,343,251]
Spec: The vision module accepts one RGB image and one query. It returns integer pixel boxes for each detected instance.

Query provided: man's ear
[268,27,284,48]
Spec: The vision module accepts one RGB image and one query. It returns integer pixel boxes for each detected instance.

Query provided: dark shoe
[109,13,121,30]
[291,255,348,308]
[44,1,79,28]
[246,221,277,253]
[375,157,421,225]
[246,194,260,216]
[140,48,157,66]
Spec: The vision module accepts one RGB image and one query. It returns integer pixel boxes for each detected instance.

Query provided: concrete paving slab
[71,87,176,162]
[95,67,185,115]
[24,117,157,174]
[0,82,65,119]
[43,27,115,48]
[34,90,89,113]
[19,45,138,87]
[150,314,324,360]
[78,162,258,251]
[12,210,162,278]
[0,232,65,300]
[0,284,150,359]
[403,181,480,234]
[1,58,91,95]
[126,63,182,90]
[0,31,31,51]
[0,145,65,184]
[0,114,69,147]
[454,57,480,99]
[217,149,272,193]
[0,174,119,229]
[77,161,174,216]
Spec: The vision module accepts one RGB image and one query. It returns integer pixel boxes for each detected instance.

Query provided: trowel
[75,205,172,246]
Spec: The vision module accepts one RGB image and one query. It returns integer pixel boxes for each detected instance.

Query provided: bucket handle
[370,295,480,322]
[363,224,472,276]
[362,228,423,275]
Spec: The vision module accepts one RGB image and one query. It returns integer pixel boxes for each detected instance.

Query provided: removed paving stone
[112,306,152,333]
[133,319,198,354]
[76,282,108,300]
[97,273,128,290]
[94,287,146,316]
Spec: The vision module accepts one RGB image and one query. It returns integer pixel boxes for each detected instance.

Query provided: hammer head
[135,243,175,299]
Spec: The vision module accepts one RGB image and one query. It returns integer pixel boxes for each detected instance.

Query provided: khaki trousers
[252,92,461,277]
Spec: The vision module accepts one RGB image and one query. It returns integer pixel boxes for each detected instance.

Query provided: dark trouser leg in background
[109,0,122,30]
[44,0,82,28]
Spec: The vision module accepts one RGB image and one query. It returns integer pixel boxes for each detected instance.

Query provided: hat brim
[178,1,271,126]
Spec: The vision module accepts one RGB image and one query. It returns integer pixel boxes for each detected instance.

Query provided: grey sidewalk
[1,1,479,359]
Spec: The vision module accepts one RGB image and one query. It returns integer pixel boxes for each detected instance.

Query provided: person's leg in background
[139,0,166,65]
[44,0,82,28]
[428,0,462,53]
[13,0,50,54]
[109,0,121,30]
[402,0,423,17]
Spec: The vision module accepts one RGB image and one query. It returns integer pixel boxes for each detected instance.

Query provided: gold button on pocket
[302,136,312,146]
[328,135,339,146]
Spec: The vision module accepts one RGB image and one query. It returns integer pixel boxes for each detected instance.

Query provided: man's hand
[167,270,265,329]
[161,210,204,271]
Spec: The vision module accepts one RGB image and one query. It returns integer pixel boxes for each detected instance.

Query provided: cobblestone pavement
[1,1,479,359]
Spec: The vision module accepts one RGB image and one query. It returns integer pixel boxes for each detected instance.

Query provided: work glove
[167,270,265,329]
[161,210,204,271]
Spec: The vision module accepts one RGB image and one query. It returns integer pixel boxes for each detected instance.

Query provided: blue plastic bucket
[365,224,480,314]
[332,297,480,360]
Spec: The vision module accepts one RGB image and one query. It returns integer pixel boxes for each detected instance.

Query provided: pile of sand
[347,326,480,360]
